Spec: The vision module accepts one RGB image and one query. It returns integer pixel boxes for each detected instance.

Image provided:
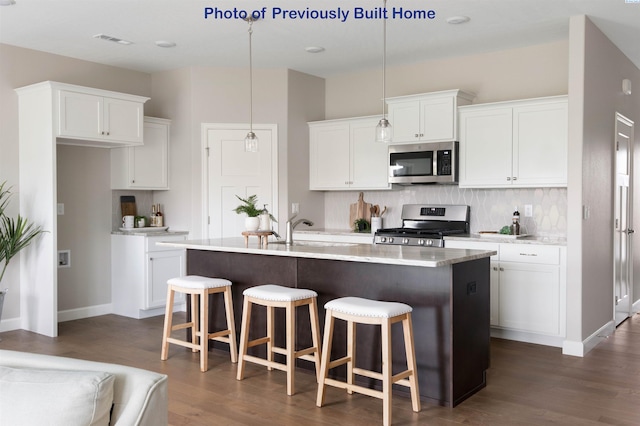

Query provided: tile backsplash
[324,186,567,237]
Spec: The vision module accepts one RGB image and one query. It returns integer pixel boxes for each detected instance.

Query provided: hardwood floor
[2,313,640,425]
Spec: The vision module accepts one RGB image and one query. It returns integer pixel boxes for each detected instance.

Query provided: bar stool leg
[316,310,335,407]
[347,319,355,394]
[403,313,421,412]
[160,285,174,361]
[266,305,274,371]
[200,289,209,372]
[236,297,252,380]
[381,319,392,426]
[223,287,238,363]
[309,297,322,382]
[285,301,295,396]
[191,293,199,352]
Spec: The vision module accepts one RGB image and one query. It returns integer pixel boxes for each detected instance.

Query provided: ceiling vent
[92,34,133,45]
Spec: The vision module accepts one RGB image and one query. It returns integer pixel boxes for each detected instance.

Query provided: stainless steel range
[374,204,470,247]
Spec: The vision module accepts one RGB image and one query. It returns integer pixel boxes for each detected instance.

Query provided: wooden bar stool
[161,275,238,372]
[236,284,321,396]
[316,297,420,426]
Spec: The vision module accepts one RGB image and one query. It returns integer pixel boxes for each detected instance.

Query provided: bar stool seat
[161,275,238,372]
[316,296,421,426]
[236,284,321,396]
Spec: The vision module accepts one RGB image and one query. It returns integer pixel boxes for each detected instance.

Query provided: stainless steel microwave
[388,141,458,184]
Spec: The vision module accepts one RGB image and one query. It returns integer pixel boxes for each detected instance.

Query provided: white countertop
[445,234,567,246]
[157,237,495,268]
[111,229,189,237]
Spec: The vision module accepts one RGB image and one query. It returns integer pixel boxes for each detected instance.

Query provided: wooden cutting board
[349,192,372,227]
[120,195,137,217]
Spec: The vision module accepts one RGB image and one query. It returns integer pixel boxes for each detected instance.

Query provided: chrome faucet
[285,212,314,245]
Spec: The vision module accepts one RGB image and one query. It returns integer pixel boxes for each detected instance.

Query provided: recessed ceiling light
[155,41,176,48]
[446,16,470,25]
[93,34,133,45]
[305,46,325,54]
[0,0,16,5]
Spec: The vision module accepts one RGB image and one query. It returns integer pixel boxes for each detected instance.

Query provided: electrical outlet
[57,203,64,215]
[524,204,533,217]
[292,203,299,214]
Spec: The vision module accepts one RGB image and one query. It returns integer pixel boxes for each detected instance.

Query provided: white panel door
[205,125,277,239]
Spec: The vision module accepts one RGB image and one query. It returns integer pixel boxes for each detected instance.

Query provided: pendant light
[244,17,259,152]
[375,0,392,143]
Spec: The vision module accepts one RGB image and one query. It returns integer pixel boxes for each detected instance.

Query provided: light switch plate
[524,204,533,217]
[57,203,64,215]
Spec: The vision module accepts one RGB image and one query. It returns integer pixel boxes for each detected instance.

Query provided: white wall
[148,67,325,238]
[566,16,640,350]
[56,145,111,312]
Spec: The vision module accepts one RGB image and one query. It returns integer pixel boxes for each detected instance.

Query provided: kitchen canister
[371,217,382,234]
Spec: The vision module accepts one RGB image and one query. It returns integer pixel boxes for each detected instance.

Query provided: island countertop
[157,237,496,268]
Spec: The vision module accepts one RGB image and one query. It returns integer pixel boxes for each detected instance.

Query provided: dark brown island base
[158,238,496,408]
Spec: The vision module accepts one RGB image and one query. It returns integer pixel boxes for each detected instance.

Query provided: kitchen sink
[269,241,358,247]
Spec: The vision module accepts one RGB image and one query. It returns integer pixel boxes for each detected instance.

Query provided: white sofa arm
[0,350,168,426]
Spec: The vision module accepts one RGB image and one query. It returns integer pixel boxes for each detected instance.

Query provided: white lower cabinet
[111,233,187,319]
[446,240,566,346]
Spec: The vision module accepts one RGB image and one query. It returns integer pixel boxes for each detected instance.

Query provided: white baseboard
[562,320,614,357]
[491,328,564,348]
[0,316,21,333]
[58,304,113,323]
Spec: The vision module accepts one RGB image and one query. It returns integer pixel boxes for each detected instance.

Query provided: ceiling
[1,0,640,78]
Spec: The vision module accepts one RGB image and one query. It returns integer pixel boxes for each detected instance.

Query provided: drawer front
[499,244,559,265]
[146,234,187,252]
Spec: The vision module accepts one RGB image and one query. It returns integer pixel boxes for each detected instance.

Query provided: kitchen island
[158,238,495,407]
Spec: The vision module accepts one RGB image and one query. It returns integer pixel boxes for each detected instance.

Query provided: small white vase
[245,217,260,231]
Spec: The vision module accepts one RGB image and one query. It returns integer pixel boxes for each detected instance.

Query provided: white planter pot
[245,217,260,231]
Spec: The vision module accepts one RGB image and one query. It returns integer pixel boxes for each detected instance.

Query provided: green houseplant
[0,181,45,320]
[233,195,276,231]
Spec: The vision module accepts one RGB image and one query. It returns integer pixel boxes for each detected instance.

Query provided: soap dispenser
[510,206,520,235]
[259,204,271,231]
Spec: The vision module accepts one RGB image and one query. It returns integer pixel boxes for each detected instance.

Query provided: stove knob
[402,238,410,245]
[425,240,433,247]
[388,237,394,243]
[418,239,425,246]
[380,237,386,243]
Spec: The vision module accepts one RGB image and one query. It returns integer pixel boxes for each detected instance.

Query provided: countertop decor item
[234,194,275,231]
[349,192,372,228]
[353,218,371,233]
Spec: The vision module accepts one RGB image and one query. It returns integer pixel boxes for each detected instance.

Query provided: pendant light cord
[248,19,254,134]
[382,0,387,120]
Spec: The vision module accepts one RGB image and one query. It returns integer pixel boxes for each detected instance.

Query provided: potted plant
[0,181,45,321]
[233,195,263,231]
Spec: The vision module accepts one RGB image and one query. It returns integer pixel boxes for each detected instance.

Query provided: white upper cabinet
[459,95,568,188]
[386,90,475,144]
[309,116,390,190]
[59,89,146,146]
[111,117,170,190]
[23,81,149,148]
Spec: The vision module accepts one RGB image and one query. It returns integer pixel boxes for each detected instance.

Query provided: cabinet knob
[420,133,424,137]
[500,267,504,271]
[506,177,511,181]
[493,266,498,271]
[414,134,419,138]
[512,176,518,181]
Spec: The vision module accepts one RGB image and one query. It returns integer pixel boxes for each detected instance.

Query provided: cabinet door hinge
[208,216,211,225]
[205,147,210,157]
